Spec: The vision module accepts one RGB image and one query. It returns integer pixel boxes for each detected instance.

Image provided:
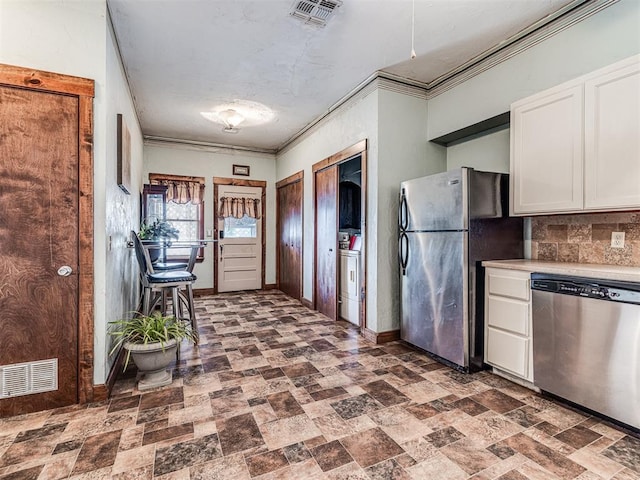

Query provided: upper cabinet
[510,55,640,216]
[584,60,640,210]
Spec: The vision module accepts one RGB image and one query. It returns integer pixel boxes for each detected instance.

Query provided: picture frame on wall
[233,164,250,176]
[117,113,131,194]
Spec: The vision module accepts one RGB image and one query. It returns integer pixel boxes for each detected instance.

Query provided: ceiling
[108,0,580,152]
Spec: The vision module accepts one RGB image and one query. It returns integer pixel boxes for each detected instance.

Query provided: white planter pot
[125,339,178,391]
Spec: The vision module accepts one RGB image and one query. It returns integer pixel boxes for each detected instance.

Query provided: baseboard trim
[301,297,313,309]
[94,346,126,401]
[263,283,278,290]
[193,288,215,296]
[92,384,109,402]
[362,328,400,344]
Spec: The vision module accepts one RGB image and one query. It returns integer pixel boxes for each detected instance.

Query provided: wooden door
[0,85,80,415]
[277,175,303,300]
[217,185,263,292]
[314,166,338,320]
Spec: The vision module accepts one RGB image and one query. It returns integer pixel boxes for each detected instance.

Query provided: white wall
[446,127,510,173]
[277,87,379,316]
[376,89,445,332]
[101,15,145,383]
[428,0,640,139]
[143,143,277,288]
[0,0,145,385]
[276,84,446,333]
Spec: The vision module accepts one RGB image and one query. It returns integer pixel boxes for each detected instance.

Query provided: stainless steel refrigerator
[398,168,523,371]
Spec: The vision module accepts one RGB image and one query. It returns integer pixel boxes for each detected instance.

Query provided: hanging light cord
[411,0,416,59]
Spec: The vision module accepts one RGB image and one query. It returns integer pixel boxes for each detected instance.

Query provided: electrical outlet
[611,231,625,249]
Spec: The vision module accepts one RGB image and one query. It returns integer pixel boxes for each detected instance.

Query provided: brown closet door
[314,166,338,320]
[0,85,79,415]
[277,179,302,300]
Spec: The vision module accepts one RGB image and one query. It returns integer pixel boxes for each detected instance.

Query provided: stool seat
[153,261,189,271]
[148,271,197,283]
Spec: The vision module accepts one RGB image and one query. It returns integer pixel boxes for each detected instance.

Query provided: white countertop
[482,259,640,283]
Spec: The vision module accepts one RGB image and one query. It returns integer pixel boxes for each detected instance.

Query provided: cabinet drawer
[487,269,530,300]
[486,327,528,378]
[486,296,529,335]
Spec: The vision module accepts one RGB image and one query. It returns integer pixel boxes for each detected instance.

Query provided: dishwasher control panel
[531,274,640,305]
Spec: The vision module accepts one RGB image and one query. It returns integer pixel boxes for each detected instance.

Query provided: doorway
[313,140,367,328]
[276,171,303,300]
[214,178,266,293]
[0,65,95,416]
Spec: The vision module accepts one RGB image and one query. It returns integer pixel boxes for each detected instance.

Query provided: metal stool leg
[143,286,152,316]
[186,283,198,344]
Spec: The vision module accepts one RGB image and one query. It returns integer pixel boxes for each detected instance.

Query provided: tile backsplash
[530,212,640,266]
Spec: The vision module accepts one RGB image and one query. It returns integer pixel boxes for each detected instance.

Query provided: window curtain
[151,178,203,205]
[218,197,261,219]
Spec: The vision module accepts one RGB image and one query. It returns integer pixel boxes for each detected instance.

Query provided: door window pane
[224,215,257,238]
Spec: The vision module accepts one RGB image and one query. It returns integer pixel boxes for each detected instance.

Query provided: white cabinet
[339,250,359,324]
[484,268,533,382]
[584,61,640,209]
[511,55,640,216]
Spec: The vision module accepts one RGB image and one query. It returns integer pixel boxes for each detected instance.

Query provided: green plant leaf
[108,311,196,370]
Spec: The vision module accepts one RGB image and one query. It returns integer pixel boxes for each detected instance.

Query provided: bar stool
[132,232,199,343]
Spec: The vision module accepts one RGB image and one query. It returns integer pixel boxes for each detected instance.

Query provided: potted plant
[109,311,197,391]
[138,219,180,263]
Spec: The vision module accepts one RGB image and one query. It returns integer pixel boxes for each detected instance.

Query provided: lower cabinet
[339,249,359,324]
[484,268,533,382]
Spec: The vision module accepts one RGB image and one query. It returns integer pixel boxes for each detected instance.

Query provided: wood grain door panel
[0,86,79,415]
[314,166,338,320]
[277,179,302,300]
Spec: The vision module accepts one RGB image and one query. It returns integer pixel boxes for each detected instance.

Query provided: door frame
[0,64,95,404]
[213,177,266,294]
[312,139,367,329]
[276,170,304,299]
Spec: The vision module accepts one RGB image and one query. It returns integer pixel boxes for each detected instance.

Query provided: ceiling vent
[290,0,342,27]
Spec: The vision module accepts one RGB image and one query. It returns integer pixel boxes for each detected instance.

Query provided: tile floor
[1,290,639,480]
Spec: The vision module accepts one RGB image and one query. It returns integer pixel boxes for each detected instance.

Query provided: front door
[0,84,80,415]
[277,174,303,300]
[217,184,263,292]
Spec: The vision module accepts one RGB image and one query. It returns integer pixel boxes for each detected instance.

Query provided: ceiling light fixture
[200,100,275,135]
[218,109,245,133]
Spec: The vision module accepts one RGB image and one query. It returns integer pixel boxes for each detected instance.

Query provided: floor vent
[290,0,342,26]
[0,359,58,398]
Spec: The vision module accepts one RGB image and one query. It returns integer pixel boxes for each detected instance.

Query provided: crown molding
[425,0,618,98]
[277,76,380,154]
[278,0,617,153]
[144,136,276,156]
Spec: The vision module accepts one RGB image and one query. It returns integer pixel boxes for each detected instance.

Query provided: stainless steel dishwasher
[531,273,640,430]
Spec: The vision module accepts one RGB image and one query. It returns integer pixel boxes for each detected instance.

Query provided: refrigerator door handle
[399,232,409,275]
[399,190,408,232]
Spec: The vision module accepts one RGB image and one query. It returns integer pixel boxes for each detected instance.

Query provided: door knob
[57,265,73,277]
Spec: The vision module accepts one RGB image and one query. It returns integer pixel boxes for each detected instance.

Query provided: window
[224,215,257,238]
[218,195,261,239]
[149,174,205,261]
